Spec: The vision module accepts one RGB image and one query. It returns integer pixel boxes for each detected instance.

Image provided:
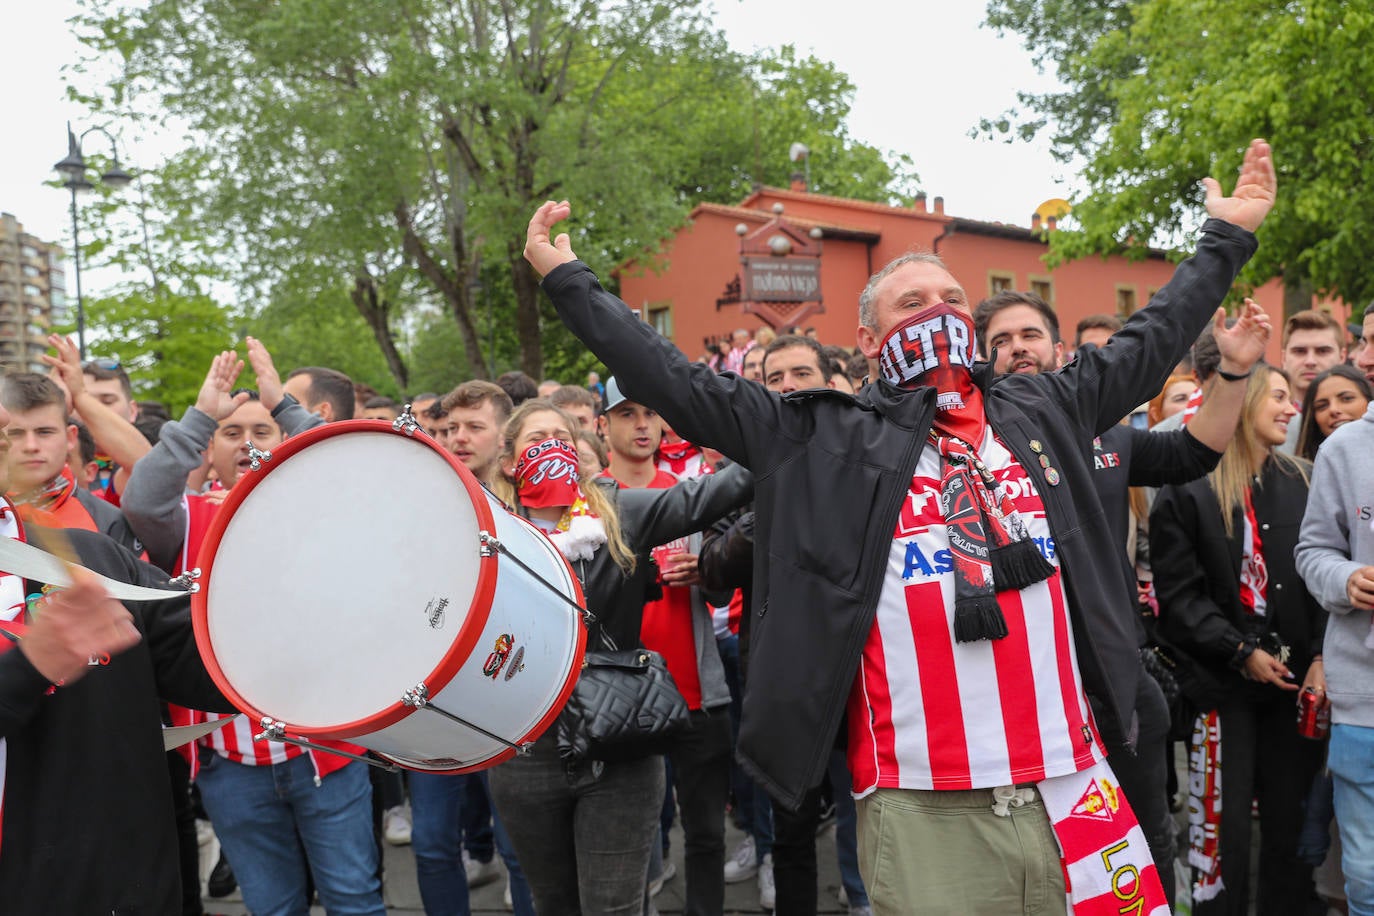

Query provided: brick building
[616,183,1344,364]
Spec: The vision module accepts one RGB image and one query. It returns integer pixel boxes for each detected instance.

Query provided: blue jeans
[196,754,384,916]
[410,771,535,916]
[1330,724,1374,915]
[830,751,869,909]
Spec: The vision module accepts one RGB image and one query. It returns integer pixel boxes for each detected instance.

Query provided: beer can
[1297,686,1330,740]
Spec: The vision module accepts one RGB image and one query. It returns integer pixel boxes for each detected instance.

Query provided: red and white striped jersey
[847,430,1103,795]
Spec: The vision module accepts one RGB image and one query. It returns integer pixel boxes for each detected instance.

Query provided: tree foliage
[983,0,1374,311]
[70,0,915,392]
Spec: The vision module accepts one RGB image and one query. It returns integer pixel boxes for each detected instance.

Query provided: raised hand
[194,351,250,421]
[41,334,84,413]
[524,200,579,278]
[244,337,284,412]
[1213,298,1272,375]
[1203,139,1276,233]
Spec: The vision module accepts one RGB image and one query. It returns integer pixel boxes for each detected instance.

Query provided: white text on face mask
[879,312,974,386]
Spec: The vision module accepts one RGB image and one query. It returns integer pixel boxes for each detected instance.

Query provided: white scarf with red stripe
[1039,760,1171,914]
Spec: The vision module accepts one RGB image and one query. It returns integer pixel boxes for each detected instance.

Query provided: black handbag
[556,630,691,764]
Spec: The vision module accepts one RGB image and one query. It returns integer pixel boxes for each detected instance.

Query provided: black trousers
[1193,687,1323,916]
[167,750,203,916]
[668,707,733,916]
[771,782,823,916]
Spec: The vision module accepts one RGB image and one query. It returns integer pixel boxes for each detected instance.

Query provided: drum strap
[480,531,591,623]
[0,535,195,603]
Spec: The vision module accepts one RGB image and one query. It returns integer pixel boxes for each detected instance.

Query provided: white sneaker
[648,860,676,897]
[838,884,848,906]
[383,805,412,846]
[849,906,873,916]
[503,878,513,911]
[465,852,502,888]
[758,853,775,910]
[723,834,759,883]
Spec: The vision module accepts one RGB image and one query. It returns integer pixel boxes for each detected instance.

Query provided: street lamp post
[52,122,132,360]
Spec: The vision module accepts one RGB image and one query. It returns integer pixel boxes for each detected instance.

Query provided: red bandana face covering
[514,439,581,508]
[876,303,983,442]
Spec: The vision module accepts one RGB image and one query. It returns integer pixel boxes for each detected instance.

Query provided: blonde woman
[1151,364,1327,915]
[487,399,750,915]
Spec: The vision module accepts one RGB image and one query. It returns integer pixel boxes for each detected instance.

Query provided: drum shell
[191,420,585,773]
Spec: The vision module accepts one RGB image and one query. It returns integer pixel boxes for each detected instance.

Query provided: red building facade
[616,185,1344,364]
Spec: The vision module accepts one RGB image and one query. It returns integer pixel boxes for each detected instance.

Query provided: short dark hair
[550,384,598,415]
[83,361,134,399]
[1189,318,1236,382]
[761,335,833,380]
[286,367,355,420]
[972,291,1061,356]
[1075,314,1124,347]
[0,373,67,415]
[442,380,515,424]
[495,371,539,408]
[72,419,97,467]
[820,345,852,380]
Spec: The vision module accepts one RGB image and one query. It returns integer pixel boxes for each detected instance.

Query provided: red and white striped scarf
[1039,760,1171,914]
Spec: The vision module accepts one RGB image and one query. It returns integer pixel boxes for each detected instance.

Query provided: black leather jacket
[543,218,1256,809]
[1151,456,1325,708]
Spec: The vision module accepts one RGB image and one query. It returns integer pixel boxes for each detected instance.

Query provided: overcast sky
[1,0,1075,295]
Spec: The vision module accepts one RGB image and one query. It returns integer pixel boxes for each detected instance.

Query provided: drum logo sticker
[504,646,526,681]
[425,597,449,630]
[484,634,516,679]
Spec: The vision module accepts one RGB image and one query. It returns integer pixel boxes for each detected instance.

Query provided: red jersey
[847,430,1103,794]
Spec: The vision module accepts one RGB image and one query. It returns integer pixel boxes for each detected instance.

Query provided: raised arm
[122,352,246,571]
[44,334,151,472]
[1033,140,1273,433]
[527,202,800,470]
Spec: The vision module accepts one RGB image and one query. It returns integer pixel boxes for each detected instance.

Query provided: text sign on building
[743,257,820,302]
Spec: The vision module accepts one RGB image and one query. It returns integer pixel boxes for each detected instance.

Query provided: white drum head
[198,427,494,732]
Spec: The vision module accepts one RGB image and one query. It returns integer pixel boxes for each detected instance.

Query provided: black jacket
[1151,456,1326,708]
[540,466,752,654]
[542,218,1256,808]
[0,527,232,915]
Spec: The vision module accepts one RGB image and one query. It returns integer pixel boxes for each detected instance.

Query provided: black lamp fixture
[52,121,134,359]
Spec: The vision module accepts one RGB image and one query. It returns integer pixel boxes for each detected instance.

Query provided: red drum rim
[191,418,500,739]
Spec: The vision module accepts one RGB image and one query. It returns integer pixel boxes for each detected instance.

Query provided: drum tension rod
[393,406,421,437]
[254,718,401,772]
[478,531,592,624]
[247,443,273,472]
[402,684,533,756]
[168,568,201,593]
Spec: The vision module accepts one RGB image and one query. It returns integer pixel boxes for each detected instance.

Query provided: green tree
[983,0,1374,313]
[71,0,914,386]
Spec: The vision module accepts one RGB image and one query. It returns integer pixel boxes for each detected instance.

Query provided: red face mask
[876,303,984,441]
[514,438,581,508]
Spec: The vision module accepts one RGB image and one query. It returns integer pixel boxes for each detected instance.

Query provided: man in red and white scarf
[526,138,1278,915]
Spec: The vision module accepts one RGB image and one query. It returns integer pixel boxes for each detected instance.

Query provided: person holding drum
[0,393,235,914]
[122,343,388,916]
[486,398,752,916]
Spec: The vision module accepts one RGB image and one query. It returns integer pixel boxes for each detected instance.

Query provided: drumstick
[27,522,81,572]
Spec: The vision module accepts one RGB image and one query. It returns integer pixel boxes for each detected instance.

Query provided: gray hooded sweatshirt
[1295,402,1374,727]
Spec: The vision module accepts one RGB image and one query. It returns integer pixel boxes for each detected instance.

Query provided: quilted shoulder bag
[556,628,691,764]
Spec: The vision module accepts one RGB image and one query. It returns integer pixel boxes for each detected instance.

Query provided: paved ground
[202,814,850,915]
